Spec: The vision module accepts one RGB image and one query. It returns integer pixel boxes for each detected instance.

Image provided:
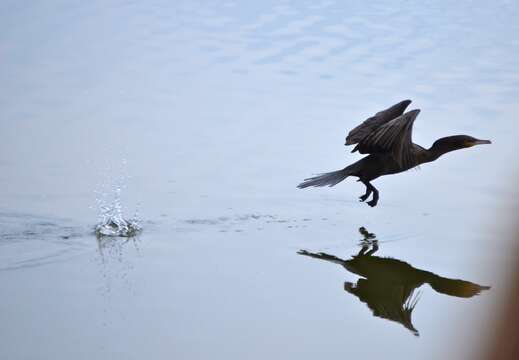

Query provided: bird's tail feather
[297,166,352,188]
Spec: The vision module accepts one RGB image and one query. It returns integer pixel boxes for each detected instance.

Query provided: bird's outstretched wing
[345,99,412,146]
[353,109,421,168]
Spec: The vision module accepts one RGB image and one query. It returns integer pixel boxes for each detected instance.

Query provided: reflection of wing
[353,110,421,168]
[345,280,420,336]
[345,99,412,146]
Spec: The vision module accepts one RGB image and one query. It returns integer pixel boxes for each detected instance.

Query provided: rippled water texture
[1,1,519,359]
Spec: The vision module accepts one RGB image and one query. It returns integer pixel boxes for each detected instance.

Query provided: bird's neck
[423,139,461,163]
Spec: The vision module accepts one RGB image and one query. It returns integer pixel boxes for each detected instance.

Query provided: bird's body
[297,100,491,207]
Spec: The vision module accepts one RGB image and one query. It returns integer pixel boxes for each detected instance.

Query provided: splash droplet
[95,170,141,238]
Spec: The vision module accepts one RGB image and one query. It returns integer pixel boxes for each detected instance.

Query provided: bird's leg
[365,182,379,207]
[359,180,372,202]
[364,241,379,256]
[357,244,370,256]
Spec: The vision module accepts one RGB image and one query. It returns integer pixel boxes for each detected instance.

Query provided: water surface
[1,1,519,359]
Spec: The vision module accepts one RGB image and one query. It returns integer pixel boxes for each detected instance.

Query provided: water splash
[95,213,141,237]
[95,167,142,238]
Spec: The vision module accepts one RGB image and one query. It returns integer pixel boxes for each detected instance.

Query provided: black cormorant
[297,100,491,207]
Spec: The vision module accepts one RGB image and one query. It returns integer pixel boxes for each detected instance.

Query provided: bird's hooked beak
[469,139,492,146]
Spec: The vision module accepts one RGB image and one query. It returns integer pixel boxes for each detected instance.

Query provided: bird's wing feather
[345,99,412,146]
[355,110,421,168]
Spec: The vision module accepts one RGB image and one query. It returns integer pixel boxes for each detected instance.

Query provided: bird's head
[431,135,491,152]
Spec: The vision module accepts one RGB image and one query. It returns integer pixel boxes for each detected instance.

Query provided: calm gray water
[1,1,519,359]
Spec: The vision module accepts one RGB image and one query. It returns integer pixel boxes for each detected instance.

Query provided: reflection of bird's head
[428,277,491,297]
[432,135,492,152]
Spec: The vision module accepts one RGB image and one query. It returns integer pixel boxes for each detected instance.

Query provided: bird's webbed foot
[366,198,378,207]
[360,180,379,207]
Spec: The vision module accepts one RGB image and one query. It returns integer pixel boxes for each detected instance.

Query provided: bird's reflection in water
[298,228,490,336]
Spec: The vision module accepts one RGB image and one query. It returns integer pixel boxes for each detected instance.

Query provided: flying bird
[297,100,491,207]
